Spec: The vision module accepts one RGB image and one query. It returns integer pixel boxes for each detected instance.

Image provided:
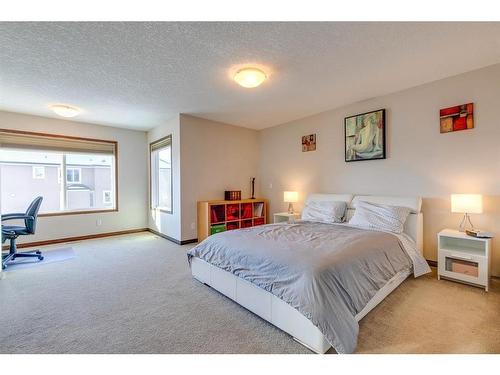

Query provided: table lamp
[451,194,483,232]
[284,191,298,214]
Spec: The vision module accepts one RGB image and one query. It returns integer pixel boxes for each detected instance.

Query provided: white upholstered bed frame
[191,194,423,353]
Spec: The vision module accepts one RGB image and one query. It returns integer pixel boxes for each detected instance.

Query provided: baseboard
[147,228,198,245]
[2,228,149,250]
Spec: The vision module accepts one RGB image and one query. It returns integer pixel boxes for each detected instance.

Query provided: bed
[188,194,430,353]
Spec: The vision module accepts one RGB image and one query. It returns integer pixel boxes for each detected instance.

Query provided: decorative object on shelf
[302,134,316,152]
[438,229,491,291]
[465,229,494,238]
[250,177,255,199]
[451,194,483,232]
[224,190,241,201]
[197,199,268,241]
[284,191,298,214]
[440,103,474,133]
[344,109,386,162]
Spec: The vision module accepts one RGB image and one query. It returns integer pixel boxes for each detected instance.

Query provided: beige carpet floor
[1,232,499,354]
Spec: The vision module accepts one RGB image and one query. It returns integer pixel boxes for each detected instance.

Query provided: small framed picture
[440,103,474,133]
[302,134,316,152]
[344,109,386,162]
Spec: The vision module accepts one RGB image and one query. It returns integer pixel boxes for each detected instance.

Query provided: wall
[0,111,149,243]
[259,63,500,276]
[1,164,61,212]
[179,114,260,241]
[147,114,182,241]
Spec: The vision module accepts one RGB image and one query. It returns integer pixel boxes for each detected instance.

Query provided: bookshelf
[197,198,268,242]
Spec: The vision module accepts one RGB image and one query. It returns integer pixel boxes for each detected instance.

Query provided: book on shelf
[253,202,264,217]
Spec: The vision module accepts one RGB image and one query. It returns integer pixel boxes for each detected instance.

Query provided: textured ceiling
[1,22,500,130]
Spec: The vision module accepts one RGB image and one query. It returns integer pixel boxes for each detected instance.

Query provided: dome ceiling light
[233,67,267,88]
[49,104,81,118]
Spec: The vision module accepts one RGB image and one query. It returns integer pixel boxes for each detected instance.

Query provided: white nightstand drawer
[438,248,488,287]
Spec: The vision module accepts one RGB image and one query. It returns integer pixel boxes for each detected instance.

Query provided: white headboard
[305,193,424,254]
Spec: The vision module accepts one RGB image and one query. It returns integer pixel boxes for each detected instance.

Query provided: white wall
[147,114,260,242]
[147,114,182,241]
[180,114,259,241]
[259,63,500,276]
[0,111,149,243]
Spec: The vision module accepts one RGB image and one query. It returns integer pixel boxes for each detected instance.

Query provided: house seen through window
[0,130,117,215]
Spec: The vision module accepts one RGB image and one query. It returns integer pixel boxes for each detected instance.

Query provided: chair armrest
[1,213,34,221]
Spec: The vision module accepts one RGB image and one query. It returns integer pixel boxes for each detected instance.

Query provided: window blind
[150,135,172,151]
[0,129,116,155]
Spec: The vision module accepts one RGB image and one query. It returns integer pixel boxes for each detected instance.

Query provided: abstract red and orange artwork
[440,103,474,133]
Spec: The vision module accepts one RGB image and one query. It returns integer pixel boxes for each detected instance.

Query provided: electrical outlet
[96,218,102,226]
[191,222,196,230]
[269,183,273,189]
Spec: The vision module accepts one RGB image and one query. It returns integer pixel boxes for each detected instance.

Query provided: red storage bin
[241,219,253,228]
[226,204,240,221]
[253,217,265,226]
[226,221,240,231]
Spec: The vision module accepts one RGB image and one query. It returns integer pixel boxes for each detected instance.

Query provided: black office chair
[2,196,44,270]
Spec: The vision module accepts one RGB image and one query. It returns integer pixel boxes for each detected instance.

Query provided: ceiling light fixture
[49,104,81,118]
[233,67,267,88]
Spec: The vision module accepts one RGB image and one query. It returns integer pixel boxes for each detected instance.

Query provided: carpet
[0,232,498,354]
[3,247,75,271]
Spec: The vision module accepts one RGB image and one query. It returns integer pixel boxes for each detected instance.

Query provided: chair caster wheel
[38,256,44,261]
[36,251,41,254]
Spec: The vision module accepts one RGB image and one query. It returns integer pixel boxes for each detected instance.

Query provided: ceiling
[1,22,500,131]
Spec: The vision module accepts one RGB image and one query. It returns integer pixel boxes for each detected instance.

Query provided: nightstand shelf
[437,229,492,291]
[273,212,300,224]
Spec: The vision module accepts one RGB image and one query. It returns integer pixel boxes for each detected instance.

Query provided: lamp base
[288,203,294,214]
[458,213,474,232]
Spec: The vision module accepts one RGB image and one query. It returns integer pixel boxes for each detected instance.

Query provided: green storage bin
[211,224,226,235]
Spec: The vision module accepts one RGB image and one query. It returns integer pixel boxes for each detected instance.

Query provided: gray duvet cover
[187,222,414,353]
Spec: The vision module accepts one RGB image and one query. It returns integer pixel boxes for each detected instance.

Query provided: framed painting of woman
[344,109,386,162]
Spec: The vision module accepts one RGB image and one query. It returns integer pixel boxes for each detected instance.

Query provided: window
[66,167,82,184]
[66,167,81,183]
[103,190,112,205]
[0,129,117,215]
[32,166,45,179]
[150,135,172,213]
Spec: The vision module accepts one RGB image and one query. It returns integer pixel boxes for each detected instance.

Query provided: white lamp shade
[451,194,483,214]
[283,191,298,203]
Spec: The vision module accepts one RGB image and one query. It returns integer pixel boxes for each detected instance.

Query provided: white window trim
[66,167,82,184]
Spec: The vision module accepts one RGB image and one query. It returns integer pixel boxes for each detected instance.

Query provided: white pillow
[301,201,347,223]
[348,200,411,233]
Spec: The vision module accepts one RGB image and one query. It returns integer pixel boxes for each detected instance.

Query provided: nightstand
[273,212,300,224]
[437,229,492,291]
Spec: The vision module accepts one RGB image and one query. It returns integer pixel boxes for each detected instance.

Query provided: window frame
[66,167,82,184]
[0,128,118,217]
[149,135,173,214]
